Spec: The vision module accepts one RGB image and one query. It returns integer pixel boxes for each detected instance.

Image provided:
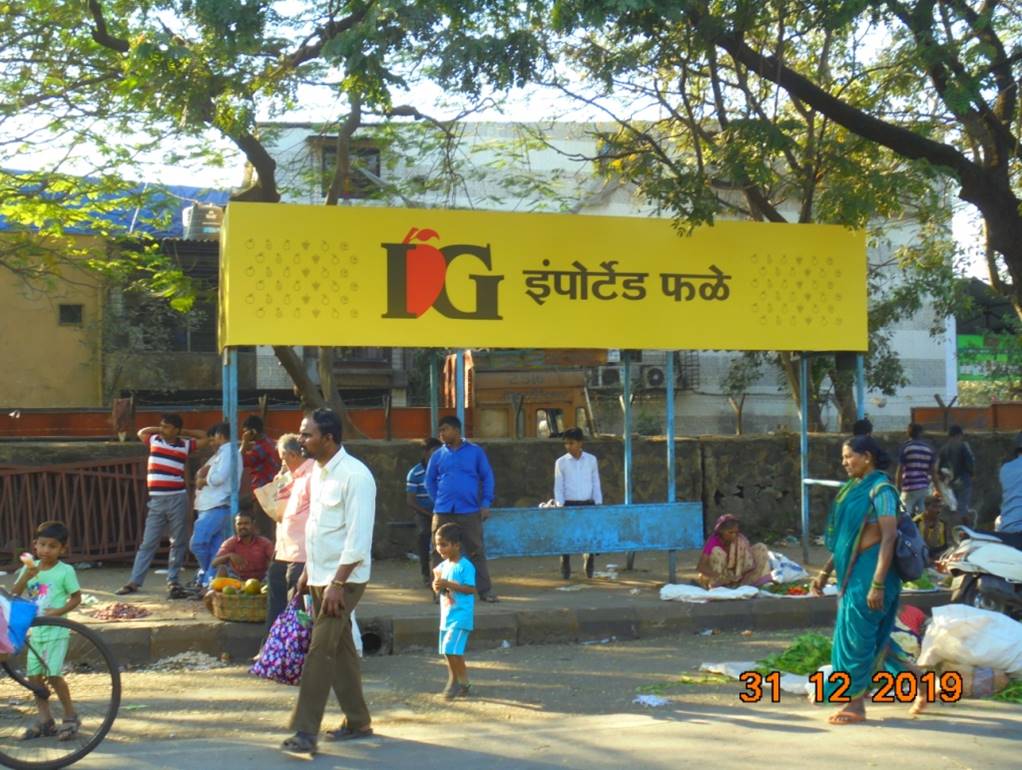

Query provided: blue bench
[483,502,704,583]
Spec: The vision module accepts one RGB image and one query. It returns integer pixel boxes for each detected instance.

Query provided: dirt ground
[43,545,836,626]
[101,627,1014,745]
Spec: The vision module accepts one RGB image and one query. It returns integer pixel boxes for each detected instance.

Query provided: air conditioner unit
[641,365,666,389]
[591,365,622,389]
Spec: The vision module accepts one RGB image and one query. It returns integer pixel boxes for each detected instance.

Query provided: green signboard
[958,334,1020,381]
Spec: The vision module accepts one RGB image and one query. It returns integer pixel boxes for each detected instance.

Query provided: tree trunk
[728,395,745,435]
[269,344,365,437]
[829,368,858,433]
[777,352,824,431]
[271,345,325,408]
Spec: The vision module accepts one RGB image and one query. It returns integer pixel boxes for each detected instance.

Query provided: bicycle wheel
[0,617,121,770]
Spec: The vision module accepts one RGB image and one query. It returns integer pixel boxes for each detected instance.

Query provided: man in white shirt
[554,427,603,579]
[189,422,243,590]
[283,409,376,758]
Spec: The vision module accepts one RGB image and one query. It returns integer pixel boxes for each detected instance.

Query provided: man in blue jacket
[426,415,497,602]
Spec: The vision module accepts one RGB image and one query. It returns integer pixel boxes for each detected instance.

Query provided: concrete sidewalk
[59,547,950,665]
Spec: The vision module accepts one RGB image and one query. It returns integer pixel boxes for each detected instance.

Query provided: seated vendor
[913,494,949,562]
[211,512,274,582]
[697,514,772,589]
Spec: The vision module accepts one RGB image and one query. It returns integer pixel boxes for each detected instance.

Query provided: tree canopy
[529,5,958,427]
[0,0,544,410]
[551,0,1022,320]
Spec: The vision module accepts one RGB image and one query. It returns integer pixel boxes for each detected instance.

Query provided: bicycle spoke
[0,616,120,770]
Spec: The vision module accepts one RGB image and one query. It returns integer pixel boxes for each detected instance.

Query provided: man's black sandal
[324,726,374,742]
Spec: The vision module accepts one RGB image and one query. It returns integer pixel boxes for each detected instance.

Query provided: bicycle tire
[0,616,121,770]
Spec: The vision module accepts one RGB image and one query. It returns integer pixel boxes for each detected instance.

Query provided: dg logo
[382,227,504,320]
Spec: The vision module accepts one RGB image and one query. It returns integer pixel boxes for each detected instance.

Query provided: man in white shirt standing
[554,427,603,579]
[189,422,242,590]
[282,409,376,758]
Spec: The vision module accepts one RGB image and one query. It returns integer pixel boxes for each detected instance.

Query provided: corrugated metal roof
[0,174,231,238]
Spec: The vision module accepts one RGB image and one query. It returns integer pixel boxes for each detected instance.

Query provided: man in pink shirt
[264,434,313,635]
[211,512,274,582]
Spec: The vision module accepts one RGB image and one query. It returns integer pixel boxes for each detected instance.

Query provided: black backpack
[872,482,928,582]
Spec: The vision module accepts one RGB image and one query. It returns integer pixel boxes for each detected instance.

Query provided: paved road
[65,629,1021,769]
[81,703,1021,770]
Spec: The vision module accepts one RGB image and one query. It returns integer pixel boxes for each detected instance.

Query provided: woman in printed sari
[811,435,914,724]
[696,514,772,589]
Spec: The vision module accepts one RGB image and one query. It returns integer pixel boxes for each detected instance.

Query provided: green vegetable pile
[992,680,1022,704]
[636,673,731,694]
[756,633,832,675]
[903,573,935,590]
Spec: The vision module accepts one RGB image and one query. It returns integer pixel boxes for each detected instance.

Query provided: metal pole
[429,351,439,435]
[855,353,866,421]
[799,353,810,565]
[455,349,466,435]
[623,356,635,570]
[665,352,676,503]
[222,348,239,515]
[623,357,633,506]
[665,351,677,583]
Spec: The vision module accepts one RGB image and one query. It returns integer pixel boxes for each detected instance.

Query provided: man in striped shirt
[117,414,211,598]
[896,423,937,518]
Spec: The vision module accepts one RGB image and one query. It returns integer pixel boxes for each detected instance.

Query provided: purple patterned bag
[250,597,311,686]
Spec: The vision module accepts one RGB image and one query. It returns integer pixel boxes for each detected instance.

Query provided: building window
[319,143,382,199]
[58,304,83,326]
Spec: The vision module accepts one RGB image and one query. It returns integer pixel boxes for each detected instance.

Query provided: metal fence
[0,458,149,566]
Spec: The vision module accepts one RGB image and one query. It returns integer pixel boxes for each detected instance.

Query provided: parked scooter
[941,526,1022,621]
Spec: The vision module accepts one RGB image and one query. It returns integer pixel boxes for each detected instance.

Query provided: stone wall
[2,431,1017,559]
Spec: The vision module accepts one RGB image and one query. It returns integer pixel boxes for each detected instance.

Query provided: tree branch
[87,1,129,53]
[325,94,363,206]
[695,10,980,180]
[230,131,280,202]
[281,1,375,70]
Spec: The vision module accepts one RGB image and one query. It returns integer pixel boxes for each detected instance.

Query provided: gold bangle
[330,579,345,589]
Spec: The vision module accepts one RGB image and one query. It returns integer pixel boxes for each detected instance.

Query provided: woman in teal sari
[811,435,911,724]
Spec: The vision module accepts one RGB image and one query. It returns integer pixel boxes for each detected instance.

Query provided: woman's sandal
[281,733,317,757]
[57,715,81,741]
[21,719,56,740]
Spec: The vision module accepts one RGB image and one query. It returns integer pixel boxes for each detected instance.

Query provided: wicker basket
[210,591,267,623]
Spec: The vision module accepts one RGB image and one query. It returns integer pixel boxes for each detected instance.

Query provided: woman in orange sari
[697,515,772,589]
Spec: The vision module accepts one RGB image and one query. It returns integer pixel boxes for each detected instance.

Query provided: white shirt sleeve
[205,447,229,487]
[338,471,376,569]
[553,456,566,506]
[590,454,603,505]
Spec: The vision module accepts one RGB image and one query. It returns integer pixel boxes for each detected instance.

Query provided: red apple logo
[403,227,447,317]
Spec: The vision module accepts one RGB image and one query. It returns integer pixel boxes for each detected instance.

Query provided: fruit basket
[211,589,267,623]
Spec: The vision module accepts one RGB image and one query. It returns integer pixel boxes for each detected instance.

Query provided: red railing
[0,406,467,440]
[0,458,149,567]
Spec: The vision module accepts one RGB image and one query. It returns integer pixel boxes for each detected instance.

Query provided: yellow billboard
[220,203,866,351]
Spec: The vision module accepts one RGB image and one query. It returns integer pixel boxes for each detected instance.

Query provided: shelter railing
[0,459,150,565]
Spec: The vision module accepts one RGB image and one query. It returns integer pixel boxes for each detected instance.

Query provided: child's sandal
[57,715,81,741]
[21,719,56,740]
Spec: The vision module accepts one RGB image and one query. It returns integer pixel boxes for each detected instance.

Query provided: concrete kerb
[91,591,952,667]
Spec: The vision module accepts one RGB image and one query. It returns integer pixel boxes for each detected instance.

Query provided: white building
[251,120,955,433]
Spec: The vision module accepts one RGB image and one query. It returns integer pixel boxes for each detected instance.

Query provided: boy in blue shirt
[432,523,476,699]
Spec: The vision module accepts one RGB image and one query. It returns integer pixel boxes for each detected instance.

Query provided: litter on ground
[146,652,229,672]
[633,694,670,707]
[660,584,758,603]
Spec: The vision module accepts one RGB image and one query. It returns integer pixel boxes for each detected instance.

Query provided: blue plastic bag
[6,597,39,653]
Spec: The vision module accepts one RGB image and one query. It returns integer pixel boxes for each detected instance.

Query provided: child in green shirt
[12,521,82,741]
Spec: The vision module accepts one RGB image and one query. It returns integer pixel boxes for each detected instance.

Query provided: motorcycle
[941,526,1022,621]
